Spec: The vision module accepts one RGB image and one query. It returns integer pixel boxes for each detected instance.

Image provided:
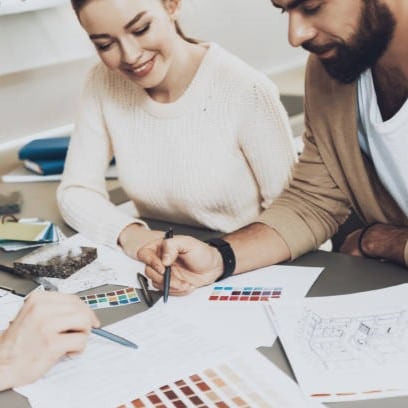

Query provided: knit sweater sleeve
[238,77,297,210]
[57,65,147,248]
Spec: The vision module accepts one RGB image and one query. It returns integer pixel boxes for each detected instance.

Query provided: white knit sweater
[57,43,296,248]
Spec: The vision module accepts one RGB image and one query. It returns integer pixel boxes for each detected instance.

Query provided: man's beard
[303,0,396,84]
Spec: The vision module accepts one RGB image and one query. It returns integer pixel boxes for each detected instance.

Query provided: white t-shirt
[358,69,408,216]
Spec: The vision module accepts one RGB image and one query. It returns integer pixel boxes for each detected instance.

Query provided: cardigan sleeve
[255,121,351,258]
[254,60,352,259]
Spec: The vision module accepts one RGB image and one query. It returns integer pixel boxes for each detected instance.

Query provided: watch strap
[206,238,236,282]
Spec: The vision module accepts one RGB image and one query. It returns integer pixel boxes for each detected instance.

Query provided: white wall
[181,0,306,74]
[0,1,306,146]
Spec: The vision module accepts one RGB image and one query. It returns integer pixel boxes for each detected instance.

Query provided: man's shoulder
[304,55,357,111]
[305,55,337,93]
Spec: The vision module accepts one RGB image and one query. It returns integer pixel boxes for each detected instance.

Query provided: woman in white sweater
[58,0,297,259]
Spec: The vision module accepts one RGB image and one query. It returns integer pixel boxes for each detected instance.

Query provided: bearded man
[138,0,408,294]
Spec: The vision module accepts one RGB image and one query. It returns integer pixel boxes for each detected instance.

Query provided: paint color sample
[208,286,282,302]
[80,287,140,309]
[121,360,282,408]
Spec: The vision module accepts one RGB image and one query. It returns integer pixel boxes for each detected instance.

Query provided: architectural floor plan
[298,308,408,370]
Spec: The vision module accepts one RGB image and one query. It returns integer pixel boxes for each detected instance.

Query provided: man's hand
[340,223,408,266]
[138,223,291,297]
[137,235,223,295]
[339,228,364,257]
[0,291,99,391]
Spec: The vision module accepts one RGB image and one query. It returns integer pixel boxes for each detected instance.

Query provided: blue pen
[91,328,138,349]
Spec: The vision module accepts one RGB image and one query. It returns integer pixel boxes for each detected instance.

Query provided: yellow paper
[0,222,49,242]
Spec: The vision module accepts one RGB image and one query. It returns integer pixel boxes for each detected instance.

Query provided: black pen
[0,263,31,295]
[0,285,26,297]
[0,263,57,291]
[137,273,153,307]
[163,227,173,304]
[91,327,138,349]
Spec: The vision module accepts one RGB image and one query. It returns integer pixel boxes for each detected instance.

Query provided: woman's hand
[118,224,165,260]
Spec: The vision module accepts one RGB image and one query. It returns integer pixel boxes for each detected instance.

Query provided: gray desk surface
[1,180,407,408]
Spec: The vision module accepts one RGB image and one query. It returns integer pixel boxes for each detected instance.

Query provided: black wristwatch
[206,238,236,282]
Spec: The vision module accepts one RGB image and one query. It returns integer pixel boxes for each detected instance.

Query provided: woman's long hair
[71,0,199,44]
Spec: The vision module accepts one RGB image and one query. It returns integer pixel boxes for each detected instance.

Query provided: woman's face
[79,0,180,88]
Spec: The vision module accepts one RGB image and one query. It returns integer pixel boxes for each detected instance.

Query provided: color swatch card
[0,218,61,252]
[119,350,323,408]
[164,265,323,351]
[0,221,52,242]
[80,287,140,309]
[209,286,282,302]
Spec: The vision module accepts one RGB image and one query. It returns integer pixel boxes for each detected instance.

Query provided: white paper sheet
[164,265,323,350]
[16,307,235,408]
[16,305,324,408]
[0,289,24,331]
[271,283,408,402]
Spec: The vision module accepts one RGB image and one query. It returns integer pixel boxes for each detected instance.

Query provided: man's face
[272,0,396,83]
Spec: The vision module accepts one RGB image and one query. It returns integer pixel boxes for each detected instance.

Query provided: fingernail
[162,254,171,264]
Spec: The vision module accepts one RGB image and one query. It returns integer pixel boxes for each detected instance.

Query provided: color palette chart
[118,353,313,408]
[80,287,140,309]
[208,286,282,302]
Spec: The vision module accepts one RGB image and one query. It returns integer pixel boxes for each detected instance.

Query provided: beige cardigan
[257,55,408,266]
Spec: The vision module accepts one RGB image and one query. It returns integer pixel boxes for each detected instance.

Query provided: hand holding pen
[0,290,101,389]
[163,227,173,303]
[0,263,137,350]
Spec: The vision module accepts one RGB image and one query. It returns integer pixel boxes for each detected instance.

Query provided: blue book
[18,136,70,161]
[23,158,65,175]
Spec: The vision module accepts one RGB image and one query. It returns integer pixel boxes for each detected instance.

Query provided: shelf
[0,4,94,76]
[0,0,68,16]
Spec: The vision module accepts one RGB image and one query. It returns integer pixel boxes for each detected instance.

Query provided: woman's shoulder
[85,62,126,86]
[208,43,278,93]
[82,62,143,101]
